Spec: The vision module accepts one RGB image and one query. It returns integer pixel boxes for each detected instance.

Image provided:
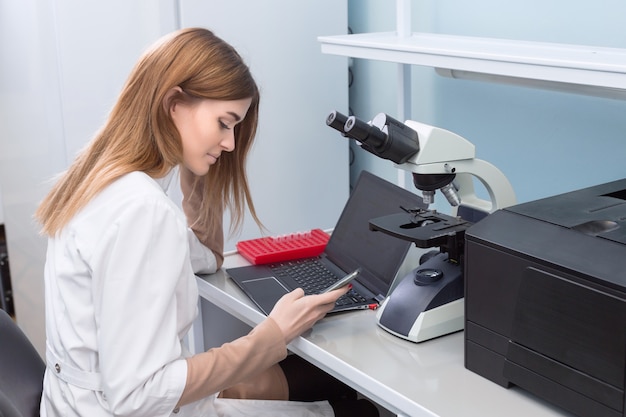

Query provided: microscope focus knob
[414,268,443,286]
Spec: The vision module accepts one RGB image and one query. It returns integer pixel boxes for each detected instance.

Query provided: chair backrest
[0,309,45,417]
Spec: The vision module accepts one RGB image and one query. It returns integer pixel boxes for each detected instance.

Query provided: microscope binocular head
[326,110,419,164]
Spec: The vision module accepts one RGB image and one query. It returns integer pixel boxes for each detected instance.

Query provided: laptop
[226,170,425,315]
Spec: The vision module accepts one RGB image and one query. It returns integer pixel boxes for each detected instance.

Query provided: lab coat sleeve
[179,317,288,406]
[180,166,224,273]
[92,197,194,417]
[187,229,219,275]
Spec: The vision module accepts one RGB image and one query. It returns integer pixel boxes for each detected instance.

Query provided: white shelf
[319,32,626,95]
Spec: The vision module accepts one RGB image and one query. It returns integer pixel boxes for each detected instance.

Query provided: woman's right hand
[268,285,350,344]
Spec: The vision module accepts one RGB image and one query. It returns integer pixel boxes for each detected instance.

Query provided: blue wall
[347,0,626,205]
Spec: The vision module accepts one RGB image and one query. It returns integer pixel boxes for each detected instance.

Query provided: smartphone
[321,268,361,293]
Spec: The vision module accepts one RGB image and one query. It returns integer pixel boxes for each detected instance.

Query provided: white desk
[195,252,574,417]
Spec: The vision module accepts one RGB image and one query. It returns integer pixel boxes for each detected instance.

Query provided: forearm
[178,317,288,406]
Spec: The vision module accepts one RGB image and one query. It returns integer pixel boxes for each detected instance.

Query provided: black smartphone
[321,268,361,293]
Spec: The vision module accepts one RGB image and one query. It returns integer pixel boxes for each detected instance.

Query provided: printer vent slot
[572,220,620,236]
[604,189,626,201]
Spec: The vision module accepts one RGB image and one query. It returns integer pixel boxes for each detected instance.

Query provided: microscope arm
[397,119,516,214]
[397,158,517,214]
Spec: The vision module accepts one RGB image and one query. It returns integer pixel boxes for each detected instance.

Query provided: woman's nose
[221,132,235,152]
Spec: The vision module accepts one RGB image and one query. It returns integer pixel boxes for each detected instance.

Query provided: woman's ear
[163,86,184,115]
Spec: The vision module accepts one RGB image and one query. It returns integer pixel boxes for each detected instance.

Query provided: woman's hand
[268,285,351,344]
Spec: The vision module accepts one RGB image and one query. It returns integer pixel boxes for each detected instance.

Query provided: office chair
[0,309,45,417]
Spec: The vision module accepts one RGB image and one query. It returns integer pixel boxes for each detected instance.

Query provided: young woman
[35,28,377,417]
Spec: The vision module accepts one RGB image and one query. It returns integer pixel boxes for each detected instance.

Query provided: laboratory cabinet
[0,225,14,317]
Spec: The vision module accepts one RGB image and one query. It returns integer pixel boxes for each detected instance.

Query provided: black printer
[464,179,626,417]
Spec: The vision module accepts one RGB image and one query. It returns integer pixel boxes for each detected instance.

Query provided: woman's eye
[219,120,230,130]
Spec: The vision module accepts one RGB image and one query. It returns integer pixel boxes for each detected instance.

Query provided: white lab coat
[40,169,334,417]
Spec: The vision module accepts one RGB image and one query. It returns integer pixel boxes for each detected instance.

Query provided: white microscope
[327,111,516,343]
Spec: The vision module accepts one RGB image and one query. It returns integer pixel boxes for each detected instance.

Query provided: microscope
[326,111,516,342]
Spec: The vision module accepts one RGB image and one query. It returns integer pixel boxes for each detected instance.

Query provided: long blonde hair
[36,27,260,237]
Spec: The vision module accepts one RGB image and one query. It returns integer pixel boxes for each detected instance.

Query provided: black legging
[279,355,380,417]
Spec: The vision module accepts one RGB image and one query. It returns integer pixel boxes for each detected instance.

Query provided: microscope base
[376,253,464,343]
[377,298,464,343]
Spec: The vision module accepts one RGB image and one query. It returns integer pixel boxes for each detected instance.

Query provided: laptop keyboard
[269,259,368,306]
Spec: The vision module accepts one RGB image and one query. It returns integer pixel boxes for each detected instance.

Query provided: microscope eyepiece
[343,116,388,147]
[343,116,357,131]
[326,111,349,133]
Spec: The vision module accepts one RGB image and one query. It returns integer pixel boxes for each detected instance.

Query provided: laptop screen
[324,170,426,297]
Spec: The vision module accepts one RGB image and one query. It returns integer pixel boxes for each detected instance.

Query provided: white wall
[0,0,179,355]
[347,0,626,205]
[0,0,348,355]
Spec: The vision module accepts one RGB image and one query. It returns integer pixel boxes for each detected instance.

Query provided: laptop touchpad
[242,277,289,315]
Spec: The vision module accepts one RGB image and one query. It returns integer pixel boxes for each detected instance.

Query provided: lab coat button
[173,407,180,414]
[54,363,61,373]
